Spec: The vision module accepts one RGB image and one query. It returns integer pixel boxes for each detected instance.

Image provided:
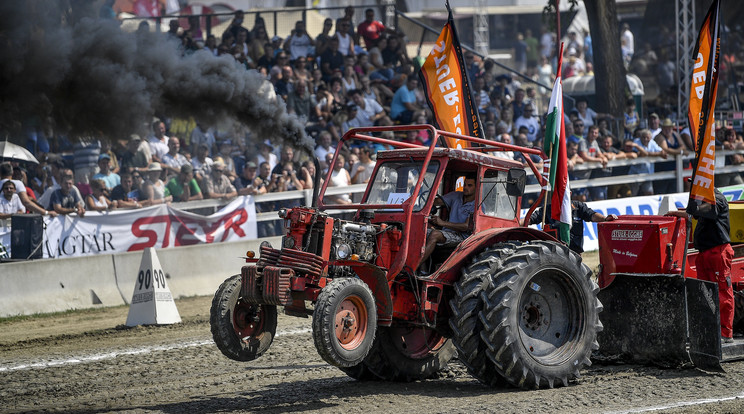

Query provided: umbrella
[0,141,39,164]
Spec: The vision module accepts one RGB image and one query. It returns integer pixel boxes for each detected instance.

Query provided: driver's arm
[430,214,471,233]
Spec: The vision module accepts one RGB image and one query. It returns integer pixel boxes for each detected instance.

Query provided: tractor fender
[430,227,557,285]
[348,261,394,327]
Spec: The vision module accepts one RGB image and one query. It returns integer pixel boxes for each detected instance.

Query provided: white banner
[32,196,256,259]
[522,185,744,253]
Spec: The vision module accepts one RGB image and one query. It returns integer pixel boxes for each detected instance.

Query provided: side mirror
[506,169,526,197]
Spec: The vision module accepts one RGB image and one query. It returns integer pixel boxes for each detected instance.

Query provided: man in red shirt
[357,8,391,50]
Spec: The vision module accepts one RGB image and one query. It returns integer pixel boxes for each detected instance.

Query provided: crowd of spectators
[3,7,744,228]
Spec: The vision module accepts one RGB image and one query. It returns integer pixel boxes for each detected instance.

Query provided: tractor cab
[319,137,531,278]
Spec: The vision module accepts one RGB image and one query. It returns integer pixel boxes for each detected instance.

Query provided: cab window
[480,169,517,220]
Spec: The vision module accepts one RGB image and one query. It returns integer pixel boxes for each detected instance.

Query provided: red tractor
[596,204,744,370]
[210,125,602,389]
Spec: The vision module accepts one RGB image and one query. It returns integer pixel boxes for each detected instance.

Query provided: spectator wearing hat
[166,164,203,202]
[203,160,237,200]
[140,163,171,206]
[120,134,150,175]
[255,140,278,171]
[236,162,267,196]
[648,113,661,138]
[192,143,214,183]
[161,136,189,179]
[92,154,120,190]
[654,118,690,193]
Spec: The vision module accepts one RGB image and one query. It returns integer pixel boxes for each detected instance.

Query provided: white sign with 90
[125,247,182,326]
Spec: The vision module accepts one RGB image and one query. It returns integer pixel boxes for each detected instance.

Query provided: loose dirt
[2,254,744,413]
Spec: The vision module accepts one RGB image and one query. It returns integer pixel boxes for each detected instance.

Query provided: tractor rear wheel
[480,241,602,389]
[363,326,456,381]
[450,243,519,387]
[313,277,377,367]
[210,274,277,361]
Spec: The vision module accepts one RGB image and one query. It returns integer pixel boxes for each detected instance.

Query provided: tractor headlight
[336,243,352,260]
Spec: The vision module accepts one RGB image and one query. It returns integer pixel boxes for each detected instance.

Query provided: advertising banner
[1,196,256,259]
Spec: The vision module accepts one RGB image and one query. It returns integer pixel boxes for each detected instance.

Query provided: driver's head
[462,173,476,197]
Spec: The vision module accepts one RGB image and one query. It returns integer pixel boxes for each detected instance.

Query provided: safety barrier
[0,236,281,317]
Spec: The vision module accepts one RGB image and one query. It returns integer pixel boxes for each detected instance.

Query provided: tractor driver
[667,187,734,343]
[418,173,476,274]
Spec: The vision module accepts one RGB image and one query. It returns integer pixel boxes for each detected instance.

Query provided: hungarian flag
[543,44,570,244]
[687,0,721,214]
[419,4,482,148]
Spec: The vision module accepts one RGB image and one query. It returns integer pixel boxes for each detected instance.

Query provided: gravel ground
[2,293,744,414]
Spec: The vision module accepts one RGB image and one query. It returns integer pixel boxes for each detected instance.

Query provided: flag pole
[541,43,565,227]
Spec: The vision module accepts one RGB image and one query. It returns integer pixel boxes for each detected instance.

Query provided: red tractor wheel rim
[233,301,265,340]
[390,327,446,359]
[334,295,368,350]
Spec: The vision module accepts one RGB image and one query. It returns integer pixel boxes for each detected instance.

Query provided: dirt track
[2,294,744,414]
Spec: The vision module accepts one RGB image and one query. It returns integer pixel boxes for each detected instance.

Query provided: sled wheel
[481,241,602,389]
[450,242,520,387]
[313,277,377,367]
[364,326,456,381]
[210,274,277,361]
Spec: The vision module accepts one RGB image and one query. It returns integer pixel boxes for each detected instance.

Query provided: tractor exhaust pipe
[311,156,321,208]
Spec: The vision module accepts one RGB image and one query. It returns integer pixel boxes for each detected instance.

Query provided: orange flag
[687,0,721,212]
[419,5,482,148]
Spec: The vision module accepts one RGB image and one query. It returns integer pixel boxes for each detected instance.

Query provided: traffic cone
[125,247,182,326]
[658,195,674,215]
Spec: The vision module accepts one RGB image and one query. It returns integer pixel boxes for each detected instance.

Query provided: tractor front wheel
[210,274,278,361]
[480,241,602,389]
[313,277,377,367]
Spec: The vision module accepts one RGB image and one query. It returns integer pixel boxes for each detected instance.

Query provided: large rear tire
[480,241,602,389]
[313,277,377,367]
[210,274,277,361]
[450,243,519,387]
[363,326,456,381]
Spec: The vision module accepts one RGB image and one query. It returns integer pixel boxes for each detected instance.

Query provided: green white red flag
[542,44,570,244]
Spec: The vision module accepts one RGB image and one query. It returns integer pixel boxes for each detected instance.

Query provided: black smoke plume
[0,1,313,151]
